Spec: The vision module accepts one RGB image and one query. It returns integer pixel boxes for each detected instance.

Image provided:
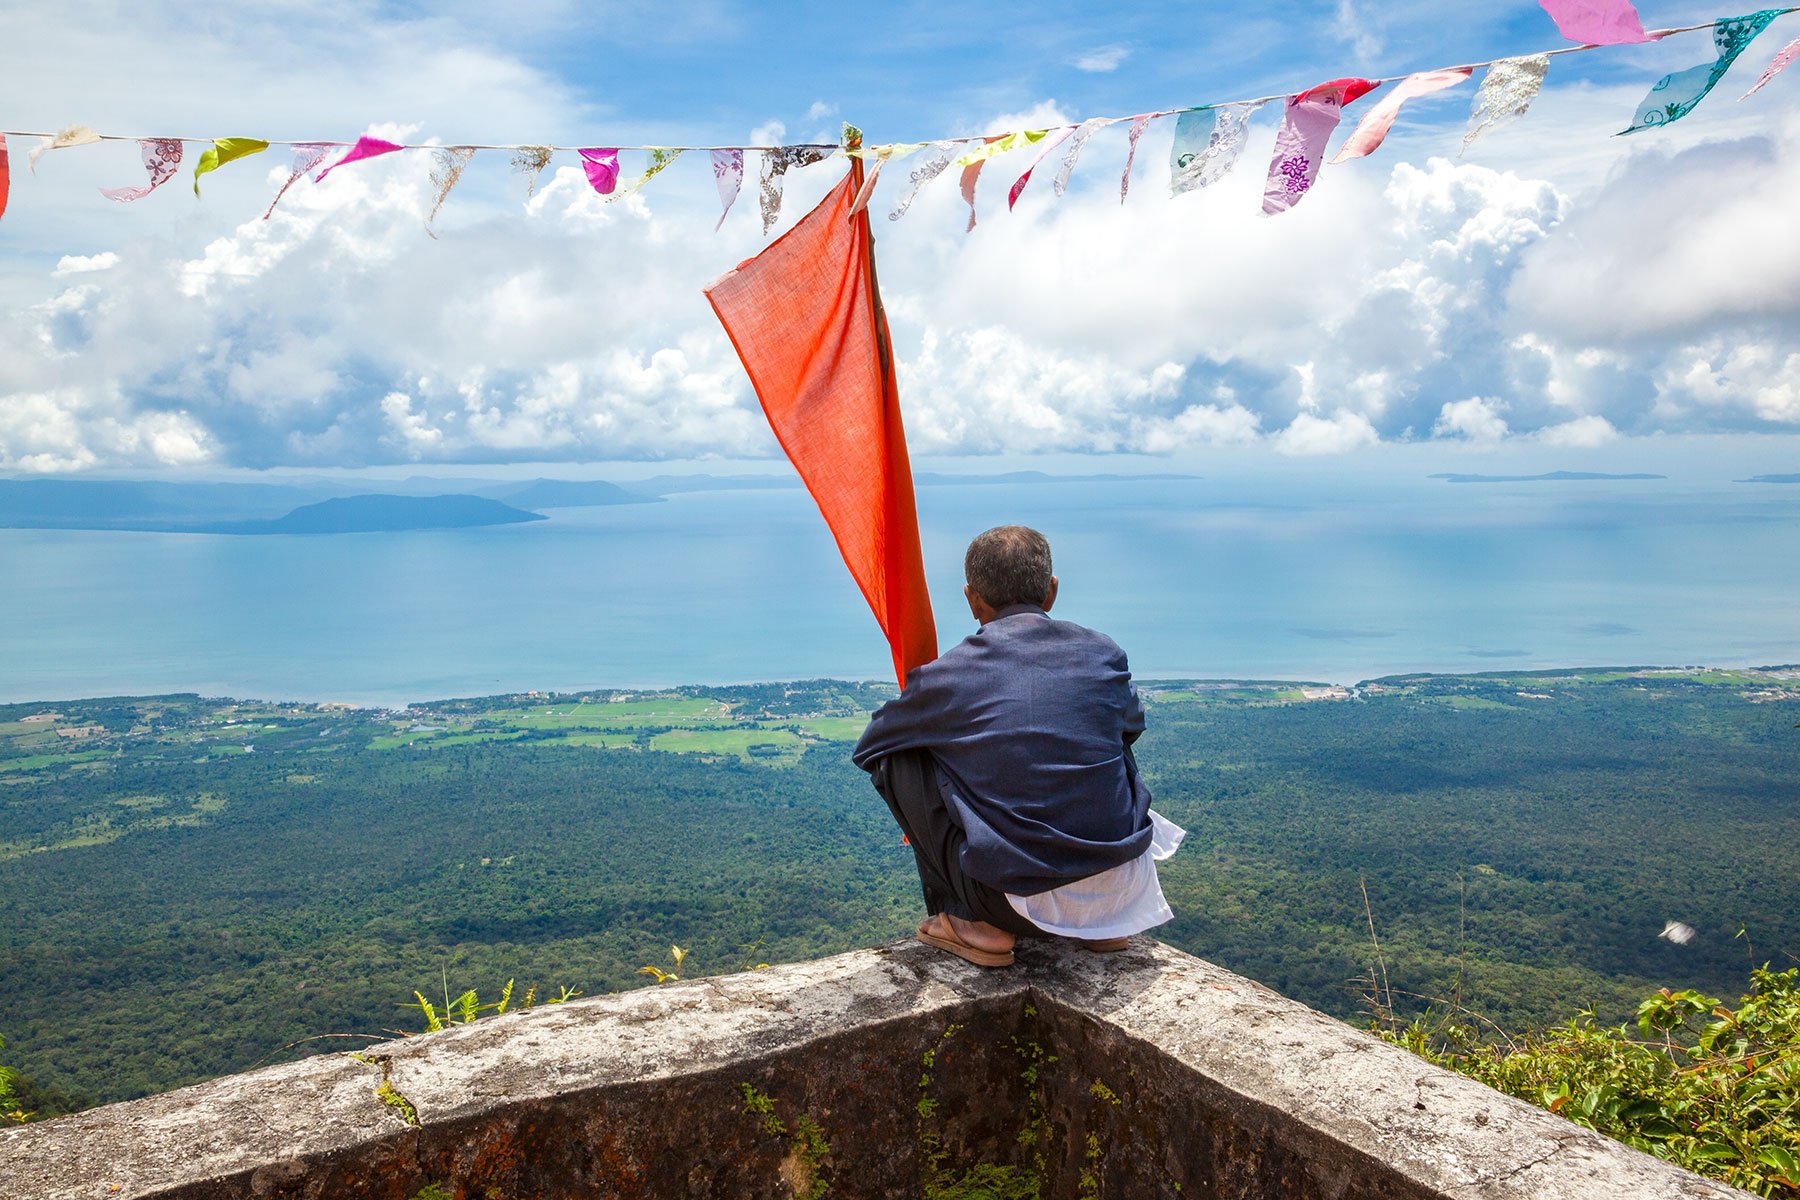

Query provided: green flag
[193,138,269,196]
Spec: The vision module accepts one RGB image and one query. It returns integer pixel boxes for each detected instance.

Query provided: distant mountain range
[0,472,1202,534]
[0,477,647,534]
[196,494,546,535]
[1737,474,1800,484]
[1429,471,1667,483]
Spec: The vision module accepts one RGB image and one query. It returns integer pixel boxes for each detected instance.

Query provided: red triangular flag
[705,166,939,686]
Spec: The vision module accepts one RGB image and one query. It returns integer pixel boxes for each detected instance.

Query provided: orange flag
[705,164,939,686]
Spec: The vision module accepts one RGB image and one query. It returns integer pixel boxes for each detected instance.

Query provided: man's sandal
[916,915,1015,968]
[1076,936,1130,953]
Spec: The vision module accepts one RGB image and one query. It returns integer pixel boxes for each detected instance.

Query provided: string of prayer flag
[3,8,1796,233]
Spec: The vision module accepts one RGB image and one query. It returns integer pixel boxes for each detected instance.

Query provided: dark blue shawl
[852,605,1155,895]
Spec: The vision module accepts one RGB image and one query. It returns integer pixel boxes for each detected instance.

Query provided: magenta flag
[1332,69,1471,163]
[1538,0,1650,44]
[579,148,620,195]
[315,136,404,183]
[1007,127,1073,210]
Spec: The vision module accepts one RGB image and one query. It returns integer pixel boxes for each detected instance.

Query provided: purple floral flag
[100,138,183,202]
[1263,79,1376,216]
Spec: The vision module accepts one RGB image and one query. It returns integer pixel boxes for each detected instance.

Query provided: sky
[2,0,1798,476]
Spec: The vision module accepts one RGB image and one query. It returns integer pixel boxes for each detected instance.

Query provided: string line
[0,11,1790,155]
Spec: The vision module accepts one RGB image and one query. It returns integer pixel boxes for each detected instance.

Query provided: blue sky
[2,1,1797,474]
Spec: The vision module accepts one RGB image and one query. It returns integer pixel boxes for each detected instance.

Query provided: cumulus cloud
[1433,397,1509,442]
[1273,410,1381,456]
[54,252,119,276]
[1534,415,1619,448]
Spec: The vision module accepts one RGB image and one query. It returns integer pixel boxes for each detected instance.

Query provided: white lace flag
[1462,56,1551,154]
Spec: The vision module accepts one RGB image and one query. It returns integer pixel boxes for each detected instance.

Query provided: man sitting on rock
[852,525,1184,967]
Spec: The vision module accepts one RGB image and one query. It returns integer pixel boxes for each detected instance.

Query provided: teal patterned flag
[1621,10,1784,133]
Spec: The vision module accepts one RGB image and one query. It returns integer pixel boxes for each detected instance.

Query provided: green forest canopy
[0,667,1795,1113]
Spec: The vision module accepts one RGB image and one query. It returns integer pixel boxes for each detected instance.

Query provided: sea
[2,471,1796,706]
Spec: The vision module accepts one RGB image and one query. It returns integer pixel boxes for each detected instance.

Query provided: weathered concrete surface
[0,939,1752,1199]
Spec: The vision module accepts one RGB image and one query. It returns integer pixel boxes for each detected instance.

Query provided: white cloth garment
[1007,809,1186,938]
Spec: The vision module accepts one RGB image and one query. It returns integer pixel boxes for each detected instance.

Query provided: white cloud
[53,252,119,276]
[1273,410,1381,456]
[1073,46,1128,73]
[1433,397,1509,442]
[1135,401,1262,452]
[1332,0,1382,61]
[1534,415,1619,448]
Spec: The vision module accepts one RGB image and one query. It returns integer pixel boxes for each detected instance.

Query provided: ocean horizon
[3,472,1796,707]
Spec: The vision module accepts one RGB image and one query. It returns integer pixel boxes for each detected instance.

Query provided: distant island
[0,472,1201,532]
[1737,473,1800,484]
[199,494,546,535]
[1428,471,1666,483]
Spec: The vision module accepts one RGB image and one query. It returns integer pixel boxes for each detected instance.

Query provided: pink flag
[1743,32,1800,98]
[959,136,1001,232]
[1332,70,1472,164]
[264,144,332,219]
[1538,0,1650,44]
[1007,127,1073,210]
[100,138,183,202]
[1119,113,1153,203]
[1264,79,1376,216]
[315,135,403,183]
[579,148,620,195]
[0,137,9,224]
